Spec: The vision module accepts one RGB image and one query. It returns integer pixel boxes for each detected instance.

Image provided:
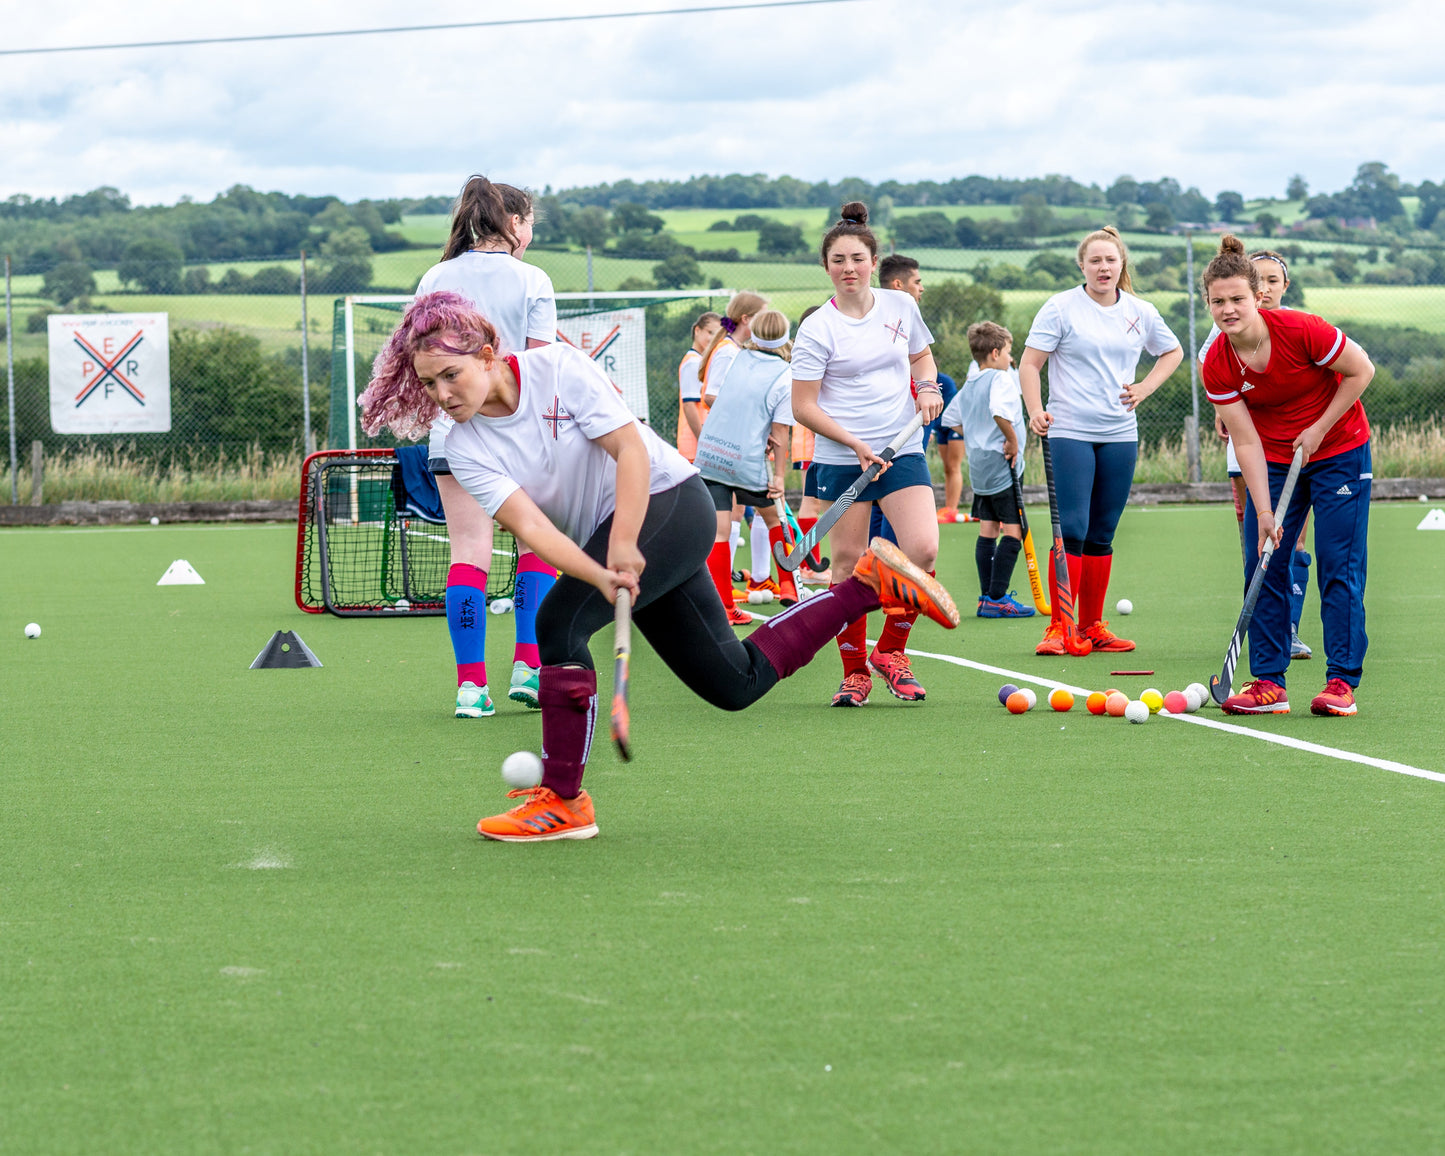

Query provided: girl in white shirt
[791,202,946,708]
[1019,226,1183,656]
[406,177,558,719]
[675,310,722,462]
[362,292,959,841]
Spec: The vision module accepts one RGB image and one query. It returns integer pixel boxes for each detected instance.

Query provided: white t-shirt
[678,348,704,405]
[790,288,933,466]
[1024,286,1179,442]
[701,337,739,403]
[446,344,698,546]
[694,349,793,493]
[416,251,558,457]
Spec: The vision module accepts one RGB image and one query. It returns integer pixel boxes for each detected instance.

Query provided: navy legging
[1048,437,1137,555]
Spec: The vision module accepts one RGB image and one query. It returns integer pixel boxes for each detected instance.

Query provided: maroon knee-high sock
[750,577,879,680]
[538,666,597,799]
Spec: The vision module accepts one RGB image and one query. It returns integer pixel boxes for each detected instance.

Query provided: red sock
[768,525,799,602]
[1079,553,1111,629]
[706,540,736,609]
[833,585,869,676]
[875,568,931,654]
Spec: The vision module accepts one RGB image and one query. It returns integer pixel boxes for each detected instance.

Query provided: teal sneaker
[508,661,541,709]
[455,681,495,719]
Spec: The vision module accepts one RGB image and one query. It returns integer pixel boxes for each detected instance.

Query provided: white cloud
[0,0,1441,204]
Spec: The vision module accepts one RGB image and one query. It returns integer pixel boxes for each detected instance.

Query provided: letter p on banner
[48,312,171,434]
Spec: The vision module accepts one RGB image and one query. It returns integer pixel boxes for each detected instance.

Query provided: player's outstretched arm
[593,423,652,582]
[1019,347,1051,435]
[1215,400,1277,550]
[494,490,636,603]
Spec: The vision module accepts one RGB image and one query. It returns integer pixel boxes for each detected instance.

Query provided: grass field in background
[3,506,1444,1153]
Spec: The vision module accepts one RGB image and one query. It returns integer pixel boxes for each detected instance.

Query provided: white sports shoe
[508,661,541,709]
[455,681,495,719]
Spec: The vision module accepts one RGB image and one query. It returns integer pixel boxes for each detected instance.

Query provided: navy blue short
[802,465,819,499]
[811,452,932,505]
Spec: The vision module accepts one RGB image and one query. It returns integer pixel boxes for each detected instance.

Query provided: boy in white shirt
[942,323,1034,618]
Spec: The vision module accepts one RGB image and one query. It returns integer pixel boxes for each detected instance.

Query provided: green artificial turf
[1,505,1443,1154]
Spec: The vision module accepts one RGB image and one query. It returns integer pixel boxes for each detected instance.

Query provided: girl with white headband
[694,309,801,615]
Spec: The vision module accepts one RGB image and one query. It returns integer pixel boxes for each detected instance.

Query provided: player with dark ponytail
[379,175,559,719]
[791,202,947,707]
[1201,235,1375,717]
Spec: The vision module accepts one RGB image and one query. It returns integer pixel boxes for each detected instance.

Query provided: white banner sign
[555,309,649,422]
[48,313,171,434]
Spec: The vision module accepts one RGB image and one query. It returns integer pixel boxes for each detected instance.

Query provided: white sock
[728,519,742,570]
[751,513,770,582]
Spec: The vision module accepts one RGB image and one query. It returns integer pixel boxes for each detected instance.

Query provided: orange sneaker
[1035,621,1095,657]
[726,606,754,626]
[798,565,832,585]
[747,576,783,599]
[776,568,799,607]
[853,538,959,629]
[831,671,873,707]
[1222,678,1289,715]
[1083,621,1135,652]
[1310,678,1357,716]
[477,787,598,842]
[868,648,926,701]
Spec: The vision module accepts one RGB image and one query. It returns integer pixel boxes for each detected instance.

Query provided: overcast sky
[3,0,1442,206]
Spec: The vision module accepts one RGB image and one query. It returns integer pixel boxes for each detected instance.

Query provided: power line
[0,0,863,57]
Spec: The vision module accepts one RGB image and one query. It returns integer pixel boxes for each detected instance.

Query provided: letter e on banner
[48,312,171,434]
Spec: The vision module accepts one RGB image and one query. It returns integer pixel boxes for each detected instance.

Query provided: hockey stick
[1209,447,1305,705]
[611,587,633,761]
[1010,459,1050,615]
[1040,435,1092,656]
[778,495,829,572]
[773,412,926,573]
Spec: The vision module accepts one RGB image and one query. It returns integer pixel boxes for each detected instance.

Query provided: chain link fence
[6,239,1445,502]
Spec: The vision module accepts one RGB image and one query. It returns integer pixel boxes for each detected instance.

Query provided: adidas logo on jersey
[1240,382,1256,392]
[1336,484,1353,495]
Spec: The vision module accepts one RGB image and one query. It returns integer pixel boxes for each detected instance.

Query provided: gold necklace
[1238,324,1266,376]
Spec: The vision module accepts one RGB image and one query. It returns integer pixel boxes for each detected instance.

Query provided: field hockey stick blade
[778,412,925,571]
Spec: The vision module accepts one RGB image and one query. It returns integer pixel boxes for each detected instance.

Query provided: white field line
[904,644,1445,785]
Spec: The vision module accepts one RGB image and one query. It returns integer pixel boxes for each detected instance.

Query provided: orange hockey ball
[1105,692,1129,717]
[1006,691,1030,714]
[1086,691,1108,715]
[1048,688,1074,712]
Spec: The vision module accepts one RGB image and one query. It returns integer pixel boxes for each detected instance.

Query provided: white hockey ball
[501,750,543,789]
[24,622,41,639]
[1124,700,1149,724]
[1116,598,1133,615]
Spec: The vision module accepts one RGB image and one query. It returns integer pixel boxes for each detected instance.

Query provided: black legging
[536,475,778,711]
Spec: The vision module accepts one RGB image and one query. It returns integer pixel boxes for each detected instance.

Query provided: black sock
[988,536,1022,600]
[976,536,997,597]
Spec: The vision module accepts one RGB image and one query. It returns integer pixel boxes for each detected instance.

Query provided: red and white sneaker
[831,671,873,707]
[726,606,754,626]
[868,648,926,701]
[477,787,598,842]
[1221,678,1290,715]
[1310,678,1357,716]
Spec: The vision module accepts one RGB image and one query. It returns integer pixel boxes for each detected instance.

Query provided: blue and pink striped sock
[446,562,488,686]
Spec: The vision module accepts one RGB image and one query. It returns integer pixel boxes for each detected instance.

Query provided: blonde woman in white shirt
[1018,226,1182,656]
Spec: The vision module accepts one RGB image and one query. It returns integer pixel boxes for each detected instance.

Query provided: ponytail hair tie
[719,317,738,335]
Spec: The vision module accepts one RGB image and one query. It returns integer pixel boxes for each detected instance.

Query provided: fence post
[299,249,314,455]
[586,245,594,293]
[30,439,43,505]
[1185,231,1201,483]
[5,255,15,505]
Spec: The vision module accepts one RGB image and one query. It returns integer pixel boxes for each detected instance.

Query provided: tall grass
[2,444,302,504]
[5,421,1442,506]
